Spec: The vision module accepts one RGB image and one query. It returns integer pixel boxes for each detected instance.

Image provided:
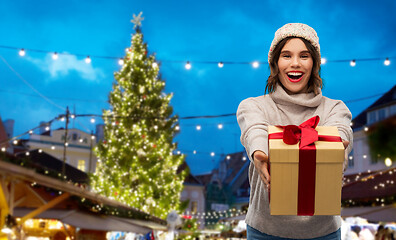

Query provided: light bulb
[350,60,356,67]
[19,49,26,56]
[210,152,215,157]
[217,124,223,129]
[85,56,91,64]
[321,58,327,65]
[196,125,201,131]
[90,118,95,123]
[52,52,59,60]
[152,62,158,68]
[384,58,391,66]
[193,150,197,154]
[218,62,224,68]
[252,61,259,68]
[185,61,191,70]
[118,58,124,65]
[385,158,392,167]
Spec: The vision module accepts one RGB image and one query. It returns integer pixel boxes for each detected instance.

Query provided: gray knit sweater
[237,85,353,239]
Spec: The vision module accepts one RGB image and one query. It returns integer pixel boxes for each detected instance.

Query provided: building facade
[26,128,98,173]
[345,85,396,175]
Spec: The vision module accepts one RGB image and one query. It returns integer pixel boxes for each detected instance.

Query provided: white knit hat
[268,23,320,63]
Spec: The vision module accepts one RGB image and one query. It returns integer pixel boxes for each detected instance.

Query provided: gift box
[268,116,344,215]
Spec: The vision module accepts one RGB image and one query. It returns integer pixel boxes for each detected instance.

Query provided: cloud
[26,53,106,81]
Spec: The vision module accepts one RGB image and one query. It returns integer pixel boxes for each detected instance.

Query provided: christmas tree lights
[90,14,187,219]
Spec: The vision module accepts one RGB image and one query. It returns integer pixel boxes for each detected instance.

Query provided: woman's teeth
[287,72,303,79]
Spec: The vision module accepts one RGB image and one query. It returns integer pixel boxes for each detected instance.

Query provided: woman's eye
[282,55,291,58]
[301,55,310,59]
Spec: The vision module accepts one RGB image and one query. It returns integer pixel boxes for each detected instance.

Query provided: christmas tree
[91,12,187,219]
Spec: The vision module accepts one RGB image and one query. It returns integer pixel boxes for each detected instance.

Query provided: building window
[378,108,386,121]
[78,160,86,172]
[191,201,198,214]
[390,105,396,116]
[367,111,377,125]
[370,155,378,164]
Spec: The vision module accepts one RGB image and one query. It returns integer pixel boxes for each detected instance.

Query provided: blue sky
[1,0,395,174]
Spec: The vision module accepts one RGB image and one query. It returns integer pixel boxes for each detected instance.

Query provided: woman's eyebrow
[280,50,310,54]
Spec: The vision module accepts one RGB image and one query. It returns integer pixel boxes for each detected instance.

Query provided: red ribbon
[269,116,341,215]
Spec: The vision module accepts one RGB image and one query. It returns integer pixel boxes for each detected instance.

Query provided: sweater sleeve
[237,98,269,161]
[321,100,354,169]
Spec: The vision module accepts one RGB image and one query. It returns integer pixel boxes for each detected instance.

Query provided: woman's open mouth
[287,71,304,83]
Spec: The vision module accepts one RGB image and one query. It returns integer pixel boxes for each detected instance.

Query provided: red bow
[280,116,320,148]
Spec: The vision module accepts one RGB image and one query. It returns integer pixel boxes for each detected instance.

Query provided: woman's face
[277,38,313,94]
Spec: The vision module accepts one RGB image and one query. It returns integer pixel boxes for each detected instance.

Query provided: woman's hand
[342,140,350,172]
[253,150,271,189]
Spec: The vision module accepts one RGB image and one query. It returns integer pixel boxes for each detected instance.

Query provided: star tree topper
[131,12,144,29]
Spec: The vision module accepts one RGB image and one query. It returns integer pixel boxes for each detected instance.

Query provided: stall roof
[0,159,166,229]
[14,208,153,233]
[341,204,396,222]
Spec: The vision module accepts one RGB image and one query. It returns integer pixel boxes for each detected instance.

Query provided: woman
[237,23,353,239]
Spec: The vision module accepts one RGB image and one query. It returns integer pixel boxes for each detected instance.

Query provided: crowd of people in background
[343,224,395,240]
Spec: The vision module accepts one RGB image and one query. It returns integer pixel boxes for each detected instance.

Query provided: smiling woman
[237,23,353,240]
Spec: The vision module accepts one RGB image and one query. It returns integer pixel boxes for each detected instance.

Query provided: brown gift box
[268,125,344,215]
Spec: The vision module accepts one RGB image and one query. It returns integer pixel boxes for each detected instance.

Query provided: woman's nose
[290,57,301,67]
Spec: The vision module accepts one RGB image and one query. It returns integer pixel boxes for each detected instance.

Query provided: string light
[210,152,215,157]
[90,118,95,123]
[185,61,191,70]
[2,45,395,69]
[19,48,25,56]
[217,124,223,129]
[384,57,391,66]
[52,52,58,60]
[85,56,91,64]
[385,157,392,167]
[196,125,201,131]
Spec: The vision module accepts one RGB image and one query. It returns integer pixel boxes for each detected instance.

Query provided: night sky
[1,0,395,174]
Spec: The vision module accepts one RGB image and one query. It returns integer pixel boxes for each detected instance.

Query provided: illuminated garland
[0,45,393,68]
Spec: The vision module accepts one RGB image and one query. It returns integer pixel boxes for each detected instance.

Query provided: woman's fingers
[253,150,271,188]
[342,140,349,149]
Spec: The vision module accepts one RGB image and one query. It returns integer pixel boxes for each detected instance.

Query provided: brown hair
[265,37,323,94]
